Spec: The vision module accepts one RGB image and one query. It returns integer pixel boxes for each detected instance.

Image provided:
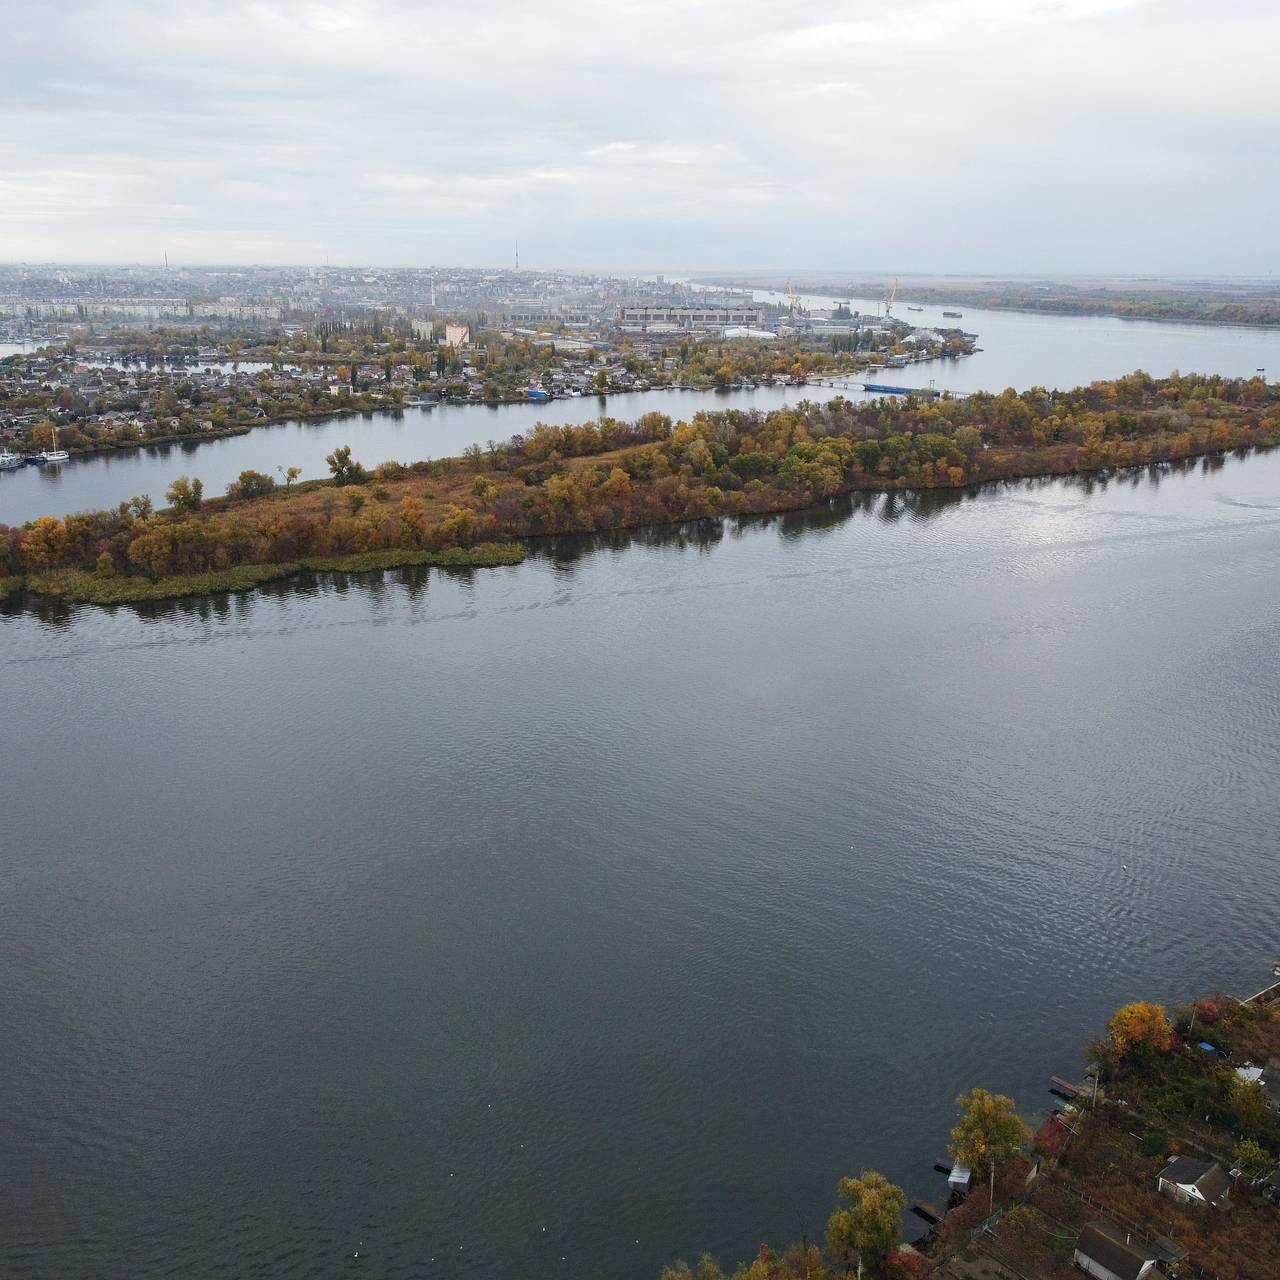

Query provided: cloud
[1,0,1276,271]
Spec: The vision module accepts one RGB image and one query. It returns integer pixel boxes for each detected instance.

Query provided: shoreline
[2,440,1269,610]
[1,369,875,464]
[669,981,1280,1280]
[8,542,525,605]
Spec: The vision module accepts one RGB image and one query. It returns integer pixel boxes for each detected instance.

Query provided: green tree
[226,469,275,500]
[824,1171,905,1276]
[1234,1137,1270,1179]
[165,475,203,512]
[1229,1078,1272,1138]
[325,445,368,485]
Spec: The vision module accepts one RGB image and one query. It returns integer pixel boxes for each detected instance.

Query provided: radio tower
[515,240,520,272]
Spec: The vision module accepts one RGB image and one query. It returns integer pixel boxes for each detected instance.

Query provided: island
[2,371,1277,607]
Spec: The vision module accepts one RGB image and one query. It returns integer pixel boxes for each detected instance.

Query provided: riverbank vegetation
[662,988,1280,1280]
[662,1170,915,1280]
[2,372,1277,606]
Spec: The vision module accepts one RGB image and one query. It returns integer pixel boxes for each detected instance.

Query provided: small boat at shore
[42,427,69,463]
[0,448,24,469]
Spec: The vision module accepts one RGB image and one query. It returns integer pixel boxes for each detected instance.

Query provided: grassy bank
[18,542,525,605]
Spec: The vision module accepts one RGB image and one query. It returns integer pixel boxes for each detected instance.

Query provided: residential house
[1073,1221,1158,1280]
[1156,1156,1232,1210]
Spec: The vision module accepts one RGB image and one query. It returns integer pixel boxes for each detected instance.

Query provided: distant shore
[703,277,1280,328]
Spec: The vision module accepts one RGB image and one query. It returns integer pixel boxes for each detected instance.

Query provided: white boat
[0,448,23,469]
[41,425,70,463]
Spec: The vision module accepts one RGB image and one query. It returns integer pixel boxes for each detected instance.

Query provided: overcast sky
[2,0,1275,274]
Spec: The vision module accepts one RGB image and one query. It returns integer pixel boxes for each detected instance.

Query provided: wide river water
[3,447,1279,1278]
[3,301,1280,524]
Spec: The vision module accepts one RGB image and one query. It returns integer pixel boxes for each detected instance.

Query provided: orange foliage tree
[1107,1002,1175,1055]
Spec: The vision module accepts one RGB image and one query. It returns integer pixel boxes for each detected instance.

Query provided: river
[3,448,1279,1278]
[5,304,1280,526]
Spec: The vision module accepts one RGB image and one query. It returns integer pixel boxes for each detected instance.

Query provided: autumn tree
[600,466,632,501]
[127,528,173,580]
[18,516,68,572]
[1107,1002,1175,1057]
[399,496,430,547]
[438,504,478,547]
[949,1089,1030,1211]
[824,1171,905,1276]
[165,475,203,512]
[661,1244,827,1280]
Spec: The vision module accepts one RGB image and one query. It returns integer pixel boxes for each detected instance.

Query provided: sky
[2,0,1276,274]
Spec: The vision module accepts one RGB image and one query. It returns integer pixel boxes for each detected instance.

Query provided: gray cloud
[2,0,1276,271]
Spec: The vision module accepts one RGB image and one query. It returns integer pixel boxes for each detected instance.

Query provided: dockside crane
[883,278,899,318]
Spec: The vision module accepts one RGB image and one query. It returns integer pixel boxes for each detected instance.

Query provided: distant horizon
[6,3,1279,275]
[1,262,1278,288]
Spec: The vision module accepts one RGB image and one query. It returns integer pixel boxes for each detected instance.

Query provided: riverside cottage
[1072,1221,1158,1280]
[1156,1155,1232,1211]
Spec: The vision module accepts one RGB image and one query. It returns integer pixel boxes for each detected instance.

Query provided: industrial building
[617,305,765,330]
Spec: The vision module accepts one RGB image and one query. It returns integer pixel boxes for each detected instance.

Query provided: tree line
[3,373,1277,595]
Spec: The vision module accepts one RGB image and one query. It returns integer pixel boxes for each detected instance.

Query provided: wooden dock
[911,1199,944,1225]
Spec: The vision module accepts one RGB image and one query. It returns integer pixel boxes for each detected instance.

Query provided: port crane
[882,278,899,318]
[785,278,803,315]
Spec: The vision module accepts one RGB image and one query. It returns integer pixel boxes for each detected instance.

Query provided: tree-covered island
[3,371,1277,606]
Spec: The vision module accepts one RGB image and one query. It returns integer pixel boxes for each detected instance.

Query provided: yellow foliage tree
[1107,1002,1174,1055]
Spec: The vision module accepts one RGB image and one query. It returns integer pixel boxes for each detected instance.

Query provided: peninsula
[3,371,1277,607]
